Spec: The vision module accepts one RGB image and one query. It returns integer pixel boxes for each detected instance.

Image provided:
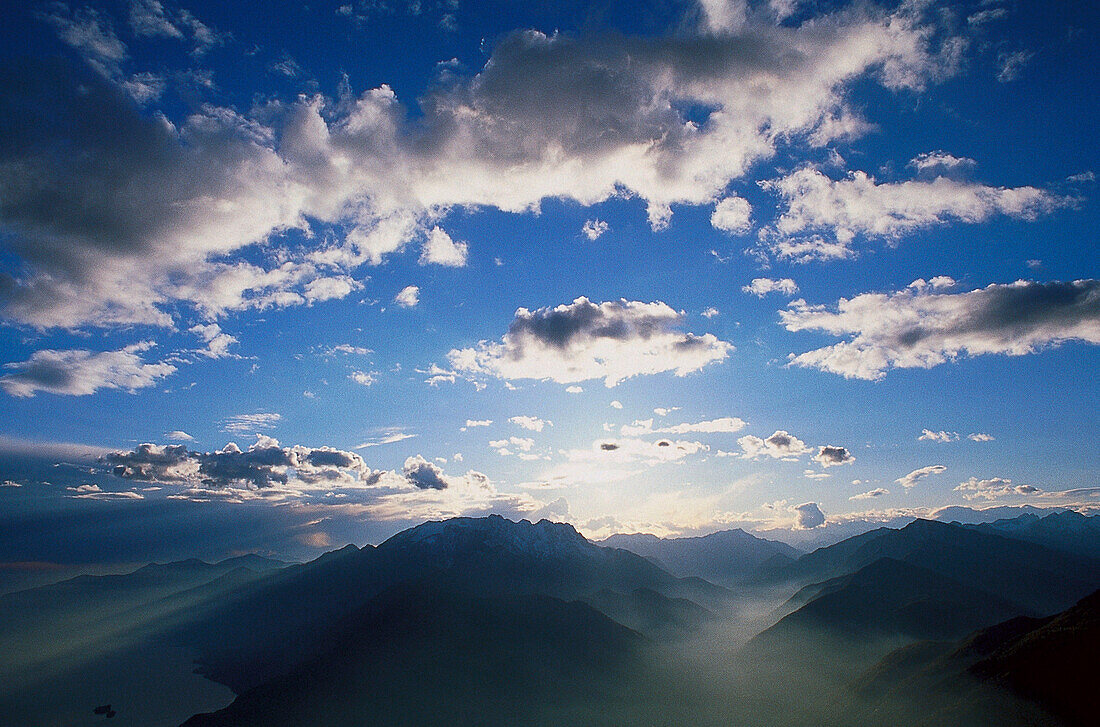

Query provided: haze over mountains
[1,511,1098,726]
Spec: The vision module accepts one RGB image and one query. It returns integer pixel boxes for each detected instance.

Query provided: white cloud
[2,2,960,329]
[509,415,551,432]
[896,464,947,489]
[850,487,889,500]
[760,165,1069,261]
[190,323,238,359]
[581,219,609,240]
[356,431,417,448]
[710,196,752,234]
[223,412,282,435]
[737,430,810,459]
[743,278,799,297]
[419,227,468,267]
[955,476,1039,500]
[792,501,825,529]
[165,430,194,441]
[701,307,719,318]
[997,50,1033,83]
[783,279,1100,380]
[393,285,420,307]
[349,370,378,386]
[464,419,493,428]
[565,385,583,394]
[1,342,175,397]
[918,429,959,442]
[653,407,680,417]
[449,297,732,387]
[622,416,746,436]
[610,400,623,409]
[968,432,995,442]
[489,436,535,453]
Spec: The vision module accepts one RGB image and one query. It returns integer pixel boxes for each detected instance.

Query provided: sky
[0,0,1097,564]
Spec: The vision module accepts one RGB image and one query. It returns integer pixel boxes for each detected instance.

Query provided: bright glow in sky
[0,0,1097,562]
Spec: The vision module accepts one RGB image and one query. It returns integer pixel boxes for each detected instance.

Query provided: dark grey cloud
[813,445,855,467]
[0,342,176,397]
[793,501,825,529]
[401,455,449,490]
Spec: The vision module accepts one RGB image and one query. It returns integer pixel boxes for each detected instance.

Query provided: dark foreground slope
[183,584,651,727]
[852,588,1100,727]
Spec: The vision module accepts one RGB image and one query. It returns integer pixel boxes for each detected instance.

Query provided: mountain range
[0,511,1097,726]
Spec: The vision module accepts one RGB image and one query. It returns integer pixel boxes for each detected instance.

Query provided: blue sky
[0,0,1097,562]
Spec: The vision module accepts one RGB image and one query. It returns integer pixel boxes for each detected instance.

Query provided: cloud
[793,502,825,529]
[918,429,958,442]
[711,196,752,234]
[1,342,175,397]
[223,413,282,434]
[66,482,144,500]
[448,297,732,387]
[1,2,958,329]
[955,476,1039,501]
[489,437,535,455]
[565,385,583,393]
[105,437,382,490]
[738,430,810,459]
[402,455,450,490]
[349,370,378,386]
[165,430,194,442]
[896,464,947,489]
[701,307,719,318]
[610,400,623,409]
[190,323,238,359]
[743,277,799,297]
[622,416,746,436]
[509,415,551,432]
[997,50,1033,83]
[355,431,417,448]
[813,445,854,467]
[419,227,468,267]
[582,219,609,240]
[760,165,1069,261]
[394,285,420,307]
[783,279,1100,379]
[463,419,492,428]
[850,487,888,500]
[968,432,995,442]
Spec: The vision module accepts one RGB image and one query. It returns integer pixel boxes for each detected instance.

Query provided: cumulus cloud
[793,501,825,529]
[813,445,854,467]
[565,385,583,393]
[968,432,995,442]
[955,476,1039,500]
[701,307,719,318]
[402,455,450,490]
[737,430,810,459]
[1,1,961,329]
[349,370,378,386]
[918,429,958,442]
[463,419,492,428]
[710,196,752,234]
[190,323,238,359]
[104,437,383,490]
[582,219,609,240]
[489,436,535,455]
[509,415,551,432]
[419,227,468,267]
[743,277,799,297]
[448,297,732,387]
[760,165,1069,261]
[1,342,175,397]
[783,279,1100,379]
[393,285,420,308]
[896,464,947,489]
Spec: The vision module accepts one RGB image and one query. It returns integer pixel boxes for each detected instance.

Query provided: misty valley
[1,511,1097,726]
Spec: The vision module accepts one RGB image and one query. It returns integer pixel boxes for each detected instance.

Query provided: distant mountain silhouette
[762,518,1100,616]
[968,510,1100,560]
[600,528,800,585]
